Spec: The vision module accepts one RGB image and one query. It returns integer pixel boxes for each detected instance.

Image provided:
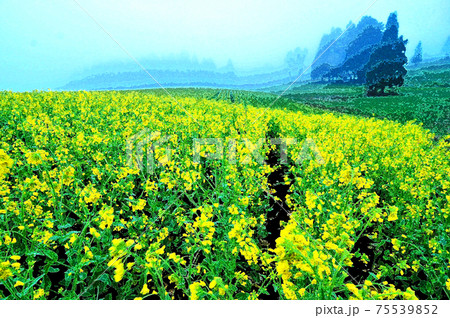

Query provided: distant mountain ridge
[58,68,298,91]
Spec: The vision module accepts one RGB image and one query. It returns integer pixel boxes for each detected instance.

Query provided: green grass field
[268,62,450,138]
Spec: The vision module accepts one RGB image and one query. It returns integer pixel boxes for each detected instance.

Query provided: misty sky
[1,0,449,91]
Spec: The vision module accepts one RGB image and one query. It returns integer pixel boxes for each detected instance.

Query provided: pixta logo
[127,129,324,174]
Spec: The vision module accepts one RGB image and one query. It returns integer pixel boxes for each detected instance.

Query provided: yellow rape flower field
[0,89,449,300]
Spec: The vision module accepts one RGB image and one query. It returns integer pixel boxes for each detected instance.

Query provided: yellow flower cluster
[0,150,13,180]
[228,214,260,265]
[108,239,134,282]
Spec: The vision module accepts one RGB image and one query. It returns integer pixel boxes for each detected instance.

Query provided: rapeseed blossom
[0,90,448,300]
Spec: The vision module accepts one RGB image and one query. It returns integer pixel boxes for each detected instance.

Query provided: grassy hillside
[269,62,450,138]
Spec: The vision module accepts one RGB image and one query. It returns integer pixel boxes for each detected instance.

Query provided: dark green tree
[345,25,383,59]
[311,63,332,81]
[365,12,408,96]
[310,23,359,80]
[331,25,383,83]
[314,15,383,83]
[382,12,399,42]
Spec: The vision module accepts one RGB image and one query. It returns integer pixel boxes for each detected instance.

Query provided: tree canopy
[365,12,408,96]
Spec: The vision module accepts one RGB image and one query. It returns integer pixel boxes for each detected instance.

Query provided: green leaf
[21,274,45,296]
[97,273,112,286]
[48,267,60,273]
[42,249,58,262]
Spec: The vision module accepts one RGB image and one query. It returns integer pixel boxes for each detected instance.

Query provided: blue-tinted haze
[1,0,449,91]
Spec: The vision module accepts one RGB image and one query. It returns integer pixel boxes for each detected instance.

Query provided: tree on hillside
[345,25,383,59]
[311,16,384,82]
[311,28,343,80]
[310,23,360,80]
[365,12,408,96]
[383,12,399,41]
[329,25,383,83]
[311,63,332,82]
[285,47,308,80]
[356,16,383,32]
[411,41,423,65]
